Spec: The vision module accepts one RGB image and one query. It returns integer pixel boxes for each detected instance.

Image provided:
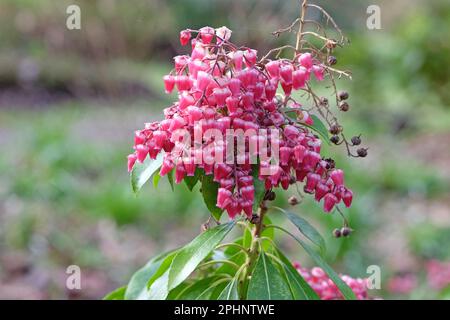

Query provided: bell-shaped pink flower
[160,157,175,177]
[312,65,325,81]
[197,71,212,91]
[217,188,232,209]
[293,68,307,89]
[228,78,241,96]
[135,144,149,163]
[323,193,338,213]
[342,189,353,207]
[163,75,176,94]
[299,52,313,69]
[199,26,214,44]
[304,173,320,193]
[175,161,186,184]
[244,49,257,67]
[127,154,137,172]
[241,185,255,202]
[265,84,276,100]
[330,169,344,186]
[179,29,191,46]
[315,182,329,201]
[266,60,280,78]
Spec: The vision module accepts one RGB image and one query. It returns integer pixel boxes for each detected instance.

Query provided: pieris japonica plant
[105,0,368,300]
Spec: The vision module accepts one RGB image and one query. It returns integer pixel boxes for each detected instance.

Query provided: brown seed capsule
[357,148,368,157]
[339,101,350,112]
[288,196,299,206]
[333,228,342,238]
[330,135,340,144]
[338,91,349,101]
[327,55,337,66]
[250,213,260,224]
[351,136,361,146]
[329,124,341,135]
[341,227,351,237]
[264,191,276,201]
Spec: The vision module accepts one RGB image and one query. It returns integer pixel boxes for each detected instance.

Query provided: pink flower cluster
[426,260,450,290]
[127,26,353,219]
[294,262,368,300]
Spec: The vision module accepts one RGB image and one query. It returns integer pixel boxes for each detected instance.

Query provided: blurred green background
[0,0,449,299]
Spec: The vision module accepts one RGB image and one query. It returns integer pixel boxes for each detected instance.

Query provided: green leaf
[247,251,292,300]
[305,115,330,145]
[167,169,174,191]
[130,152,164,194]
[261,215,274,251]
[289,233,356,300]
[275,248,319,300]
[125,250,177,300]
[201,174,223,220]
[168,221,236,291]
[184,168,202,191]
[147,268,171,299]
[215,238,246,276]
[218,278,239,300]
[275,207,326,256]
[152,172,161,188]
[252,164,266,212]
[175,277,218,300]
[103,286,126,300]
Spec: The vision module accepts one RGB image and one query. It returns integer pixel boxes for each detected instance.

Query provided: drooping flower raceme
[294,263,368,300]
[127,26,353,219]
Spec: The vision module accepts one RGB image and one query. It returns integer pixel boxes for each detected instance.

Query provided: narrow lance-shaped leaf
[168,221,236,290]
[305,114,331,145]
[201,174,223,220]
[252,164,266,212]
[289,233,356,300]
[124,250,176,300]
[167,168,174,191]
[103,286,127,300]
[184,168,203,191]
[218,278,239,300]
[274,207,326,256]
[131,152,164,194]
[275,248,320,300]
[247,251,292,300]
